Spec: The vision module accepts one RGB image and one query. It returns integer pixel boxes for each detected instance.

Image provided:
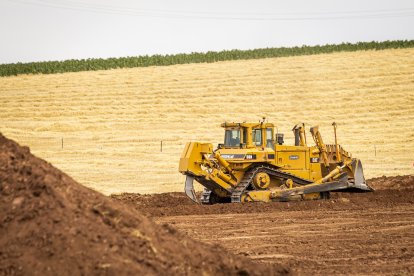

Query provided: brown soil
[0,133,287,276]
[111,176,414,217]
[113,176,414,275]
[367,175,414,190]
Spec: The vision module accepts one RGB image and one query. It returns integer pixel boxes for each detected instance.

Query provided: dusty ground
[113,176,414,275]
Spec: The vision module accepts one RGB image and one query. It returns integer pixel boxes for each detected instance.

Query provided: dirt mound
[112,176,414,217]
[367,175,414,190]
[117,192,194,209]
[0,134,288,276]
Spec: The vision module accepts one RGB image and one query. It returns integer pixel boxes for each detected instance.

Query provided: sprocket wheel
[253,172,270,189]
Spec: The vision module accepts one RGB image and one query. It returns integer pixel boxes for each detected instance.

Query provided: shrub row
[1,40,413,76]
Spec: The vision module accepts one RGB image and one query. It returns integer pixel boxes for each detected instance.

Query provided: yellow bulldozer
[179,119,373,204]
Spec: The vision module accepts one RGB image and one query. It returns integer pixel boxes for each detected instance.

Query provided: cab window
[266,128,274,149]
[224,129,240,147]
[252,129,262,146]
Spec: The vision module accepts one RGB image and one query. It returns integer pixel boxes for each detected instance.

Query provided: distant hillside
[1,47,413,194]
[1,40,413,76]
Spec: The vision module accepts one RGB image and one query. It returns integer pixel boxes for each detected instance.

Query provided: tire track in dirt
[156,206,414,275]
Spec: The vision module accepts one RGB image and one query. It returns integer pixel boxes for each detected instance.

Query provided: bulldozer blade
[278,172,350,199]
[277,167,374,201]
[184,175,199,203]
[347,159,374,192]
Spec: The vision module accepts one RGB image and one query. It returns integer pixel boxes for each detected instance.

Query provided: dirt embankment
[0,134,288,276]
[367,175,414,190]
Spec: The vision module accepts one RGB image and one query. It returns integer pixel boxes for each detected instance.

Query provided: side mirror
[218,143,224,149]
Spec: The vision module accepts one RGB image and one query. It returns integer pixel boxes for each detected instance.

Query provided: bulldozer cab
[221,122,275,149]
[223,128,242,147]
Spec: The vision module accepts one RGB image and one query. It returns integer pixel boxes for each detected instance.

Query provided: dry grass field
[0,48,413,195]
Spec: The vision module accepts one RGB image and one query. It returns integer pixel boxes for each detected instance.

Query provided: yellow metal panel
[200,143,213,153]
[179,142,213,175]
[310,163,323,181]
[243,190,272,202]
[276,151,307,170]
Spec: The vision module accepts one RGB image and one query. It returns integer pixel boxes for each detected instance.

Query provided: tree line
[1,40,413,77]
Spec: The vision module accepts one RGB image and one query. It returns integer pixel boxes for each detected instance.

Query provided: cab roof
[221,122,275,128]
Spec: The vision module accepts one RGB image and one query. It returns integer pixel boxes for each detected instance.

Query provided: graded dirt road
[114,176,414,275]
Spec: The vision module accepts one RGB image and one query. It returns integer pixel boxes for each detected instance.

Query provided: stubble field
[0,48,413,195]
